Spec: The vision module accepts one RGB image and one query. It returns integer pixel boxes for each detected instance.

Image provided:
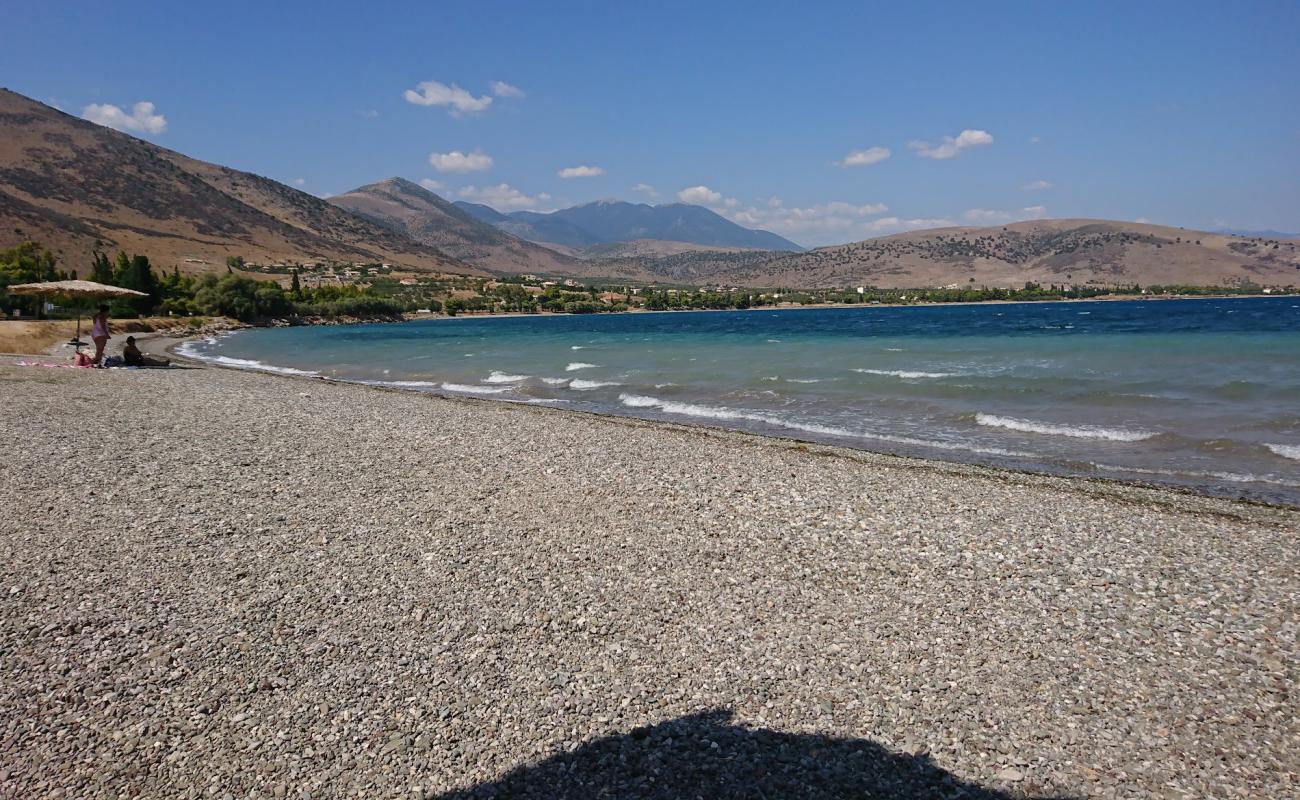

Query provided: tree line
[1,242,408,322]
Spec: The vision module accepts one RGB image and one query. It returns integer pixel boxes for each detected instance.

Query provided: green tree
[194,274,288,322]
[290,269,301,299]
[0,242,60,316]
[89,251,113,284]
[112,252,160,314]
[226,255,245,273]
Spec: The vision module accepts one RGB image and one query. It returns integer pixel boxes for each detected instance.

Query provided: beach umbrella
[7,280,147,346]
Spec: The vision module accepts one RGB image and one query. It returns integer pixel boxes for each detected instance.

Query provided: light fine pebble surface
[1,360,1296,799]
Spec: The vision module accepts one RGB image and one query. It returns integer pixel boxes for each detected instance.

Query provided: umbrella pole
[70,300,85,347]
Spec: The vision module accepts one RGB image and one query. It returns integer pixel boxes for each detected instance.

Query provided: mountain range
[454,199,803,253]
[327,178,581,275]
[1,88,1296,290]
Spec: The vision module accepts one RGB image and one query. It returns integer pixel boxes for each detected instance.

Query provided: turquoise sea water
[182,297,1300,506]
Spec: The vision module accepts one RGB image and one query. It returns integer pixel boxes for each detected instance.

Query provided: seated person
[122,336,170,367]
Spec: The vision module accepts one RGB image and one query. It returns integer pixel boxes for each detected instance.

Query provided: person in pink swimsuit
[91,305,110,366]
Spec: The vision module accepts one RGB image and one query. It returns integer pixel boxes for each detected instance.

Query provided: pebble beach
[1,358,1296,798]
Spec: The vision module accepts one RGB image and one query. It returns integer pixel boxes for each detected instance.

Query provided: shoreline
[160,334,1300,512]
[412,289,1298,322]
[2,355,1295,797]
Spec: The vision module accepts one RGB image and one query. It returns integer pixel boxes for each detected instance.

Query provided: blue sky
[5,0,1298,246]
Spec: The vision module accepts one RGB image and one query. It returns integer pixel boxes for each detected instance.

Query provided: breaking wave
[176,343,321,378]
[360,379,439,388]
[566,362,599,371]
[1265,443,1300,461]
[618,394,1033,458]
[853,368,953,379]
[569,379,622,390]
[440,383,510,395]
[484,371,529,383]
[975,413,1154,442]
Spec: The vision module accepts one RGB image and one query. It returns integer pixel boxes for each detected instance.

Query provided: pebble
[0,360,1296,798]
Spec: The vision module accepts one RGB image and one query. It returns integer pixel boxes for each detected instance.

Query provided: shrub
[194,275,289,322]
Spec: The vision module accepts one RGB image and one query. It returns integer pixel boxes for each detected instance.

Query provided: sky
[4,1,1299,247]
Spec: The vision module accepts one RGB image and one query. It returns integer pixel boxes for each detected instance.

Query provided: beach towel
[15,359,93,369]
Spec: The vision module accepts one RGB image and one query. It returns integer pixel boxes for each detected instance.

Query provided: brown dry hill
[640,219,1300,288]
[0,89,481,276]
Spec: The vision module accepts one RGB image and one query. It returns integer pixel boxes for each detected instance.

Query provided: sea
[180,297,1300,506]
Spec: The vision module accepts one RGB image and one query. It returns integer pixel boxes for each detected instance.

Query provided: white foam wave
[359,379,440,389]
[975,413,1154,442]
[785,378,822,384]
[180,345,321,378]
[570,345,586,350]
[1090,462,1300,488]
[569,379,622,390]
[484,371,529,384]
[542,377,569,386]
[1265,443,1300,461]
[853,368,952,379]
[617,394,1034,458]
[566,362,598,371]
[440,383,510,395]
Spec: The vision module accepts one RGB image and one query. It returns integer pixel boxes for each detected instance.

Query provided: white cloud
[557,165,606,178]
[293,178,306,186]
[419,178,445,192]
[81,101,167,135]
[357,109,379,118]
[1022,180,1052,191]
[908,128,994,160]
[839,146,891,167]
[632,183,659,198]
[403,80,493,115]
[490,81,525,98]
[860,217,955,234]
[428,149,493,173]
[458,183,551,210]
[678,185,722,204]
[718,199,892,243]
[961,206,1048,225]
[1029,136,1041,144]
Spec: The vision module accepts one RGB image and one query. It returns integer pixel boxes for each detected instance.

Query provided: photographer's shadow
[435,708,1068,799]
